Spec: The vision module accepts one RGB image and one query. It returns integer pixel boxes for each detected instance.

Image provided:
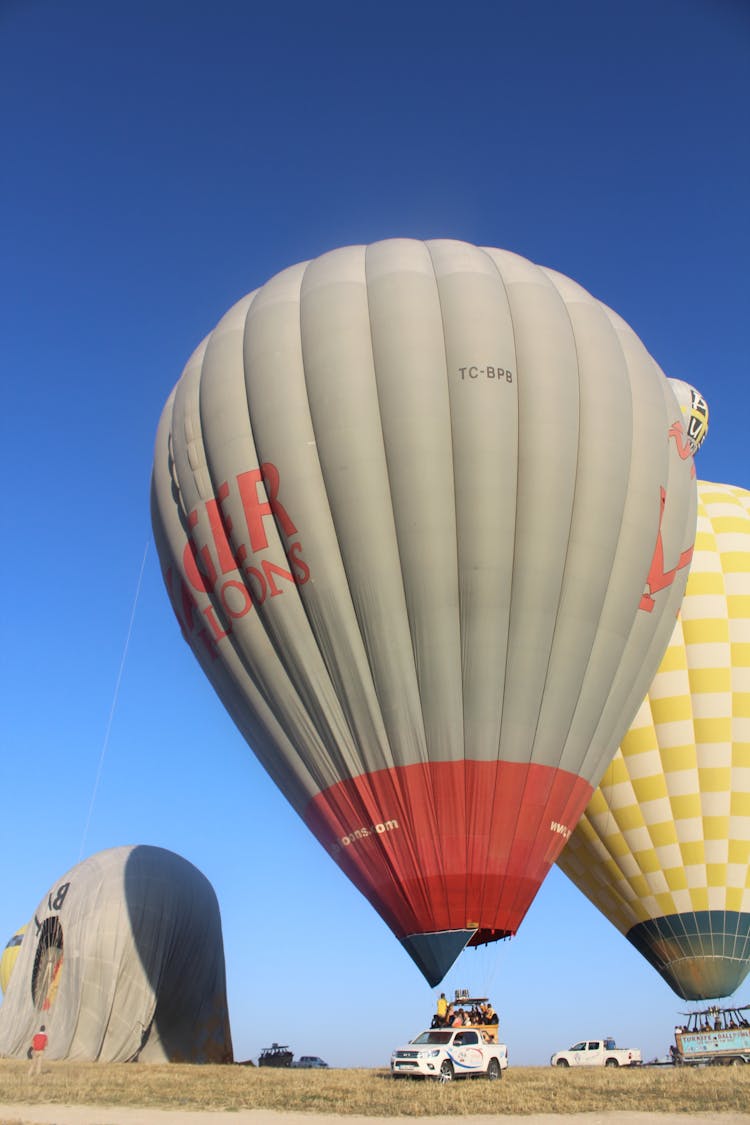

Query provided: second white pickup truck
[551,1038,642,1067]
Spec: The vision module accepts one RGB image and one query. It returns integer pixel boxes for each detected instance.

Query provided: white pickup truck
[551,1038,642,1068]
[391,1027,509,1081]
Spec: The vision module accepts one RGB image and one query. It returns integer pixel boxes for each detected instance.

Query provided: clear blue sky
[2,0,748,1068]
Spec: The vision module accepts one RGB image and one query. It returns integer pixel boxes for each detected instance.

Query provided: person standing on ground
[29,1025,48,1076]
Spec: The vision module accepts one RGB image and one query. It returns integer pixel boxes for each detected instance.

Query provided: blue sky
[2,0,748,1068]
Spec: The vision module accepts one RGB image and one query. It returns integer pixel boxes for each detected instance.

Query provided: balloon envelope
[0,926,26,995]
[558,481,750,1000]
[667,379,709,454]
[0,846,232,1062]
[151,239,698,984]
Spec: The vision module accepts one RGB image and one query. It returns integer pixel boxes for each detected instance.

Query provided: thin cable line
[79,540,150,861]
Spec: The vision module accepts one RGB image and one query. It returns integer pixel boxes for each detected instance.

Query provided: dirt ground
[1,1110,750,1125]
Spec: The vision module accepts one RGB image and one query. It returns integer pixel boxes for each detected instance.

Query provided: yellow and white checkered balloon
[559,481,750,1000]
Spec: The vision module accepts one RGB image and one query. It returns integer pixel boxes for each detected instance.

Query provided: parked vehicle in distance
[258,1043,293,1067]
[391,1027,508,1081]
[551,1038,642,1068]
[293,1055,329,1068]
[672,1003,750,1066]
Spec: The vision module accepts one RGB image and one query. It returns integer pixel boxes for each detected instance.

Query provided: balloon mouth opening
[401,926,516,985]
[626,912,750,1001]
[467,927,514,949]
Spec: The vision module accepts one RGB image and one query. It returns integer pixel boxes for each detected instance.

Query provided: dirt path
[1,1110,749,1125]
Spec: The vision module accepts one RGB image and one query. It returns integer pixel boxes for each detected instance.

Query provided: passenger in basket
[436,992,448,1023]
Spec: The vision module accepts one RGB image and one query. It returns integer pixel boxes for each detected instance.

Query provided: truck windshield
[412,1031,452,1045]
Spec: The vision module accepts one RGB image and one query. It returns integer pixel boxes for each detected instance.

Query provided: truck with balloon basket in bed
[671,1003,750,1066]
[258,1043,294,1067]
[390,990,508,1081]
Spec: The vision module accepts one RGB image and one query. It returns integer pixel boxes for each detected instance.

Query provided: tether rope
[78,540,150,861]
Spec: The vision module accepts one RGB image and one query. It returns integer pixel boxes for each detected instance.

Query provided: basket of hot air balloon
[151,239,699,984]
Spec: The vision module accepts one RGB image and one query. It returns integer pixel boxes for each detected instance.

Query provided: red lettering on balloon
[164,566,223,659]
[202,603,231,644]
[640,486,694,612]
[182,511,216,592]
[166,465,311,651]
[244,567,267,606]
[262,558,296,597]
[289,541,311,586]
[205,497,236,575]
[220,579,254,619]
[236,463,297,553]
[669,419,696,478]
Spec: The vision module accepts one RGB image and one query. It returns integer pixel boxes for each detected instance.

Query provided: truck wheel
[605,1058,619,1067]
[556,1059,569,1067]
[439,1059,454,1082]
[487,1058,502,1081]
[731,1057,746,1066]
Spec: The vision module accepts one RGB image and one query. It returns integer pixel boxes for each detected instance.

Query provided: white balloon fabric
[0,846,233,1063]
[152,239,700,985]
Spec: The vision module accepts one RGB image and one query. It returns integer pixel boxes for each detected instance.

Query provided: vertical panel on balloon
[423,241,519,931]
[241,259,395,788]
[153,298,338,812]
[365,239,462,768]
[582,321,691,786]
[476,250,579,770]
[289,245,444,921]
[190,291,348,802]
[530,271,633,780]
[428,240,517,767]
[595,373,698,786]
[151,350,292,786]
[298,246,429,776]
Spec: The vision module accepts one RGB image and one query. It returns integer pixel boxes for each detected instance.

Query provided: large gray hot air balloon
[151,238,699,985]
[0,846,233,1063]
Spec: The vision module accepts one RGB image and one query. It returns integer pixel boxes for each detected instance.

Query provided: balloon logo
[559,482,750,1000]
[668,379,709,455]
[152,239,698,984]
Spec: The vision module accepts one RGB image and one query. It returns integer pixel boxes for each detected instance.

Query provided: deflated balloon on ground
[0,845,233,1062]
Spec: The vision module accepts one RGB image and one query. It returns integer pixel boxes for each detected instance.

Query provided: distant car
[294,1055,329,1068]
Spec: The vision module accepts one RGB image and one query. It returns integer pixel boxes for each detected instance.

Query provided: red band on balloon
[305,759,593,942]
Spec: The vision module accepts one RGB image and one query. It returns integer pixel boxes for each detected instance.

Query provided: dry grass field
[1,1059,750,1117]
